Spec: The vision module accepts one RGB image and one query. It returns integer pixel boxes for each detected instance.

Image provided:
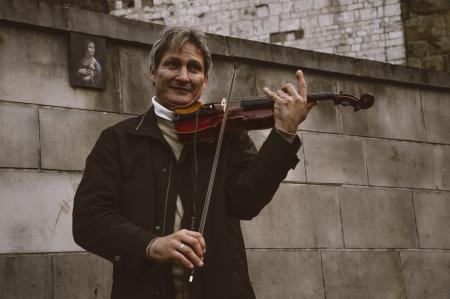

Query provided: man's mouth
[170,86,192,92]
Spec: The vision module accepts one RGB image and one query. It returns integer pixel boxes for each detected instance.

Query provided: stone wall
[111,0,406,65]
[402,0,450,72]
[1,1,450,298]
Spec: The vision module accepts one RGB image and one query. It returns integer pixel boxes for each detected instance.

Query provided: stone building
[108,0,450,72]
[110,0,407,65]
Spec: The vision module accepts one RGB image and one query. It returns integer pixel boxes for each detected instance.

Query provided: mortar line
[52,254,56,299]
[362,136,370,186]
[410,190,421,249]
[280,180,450,193]
[419,89,428,142]
[396,250,409,299]
[117,46,124,113]
[37,105,42,170]
[337,187,346,249]
[319,250,327,299]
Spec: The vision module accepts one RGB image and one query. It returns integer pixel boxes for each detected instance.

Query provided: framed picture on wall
[70,33,106,89]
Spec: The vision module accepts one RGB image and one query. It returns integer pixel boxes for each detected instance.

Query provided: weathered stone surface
[339,186,418,248]
[0,170,82,253]
[119,46,154,114]
[338,80,425,141]
[440,145,450,190]
[422,89,450,144]
[54,252,113,299]
[226,36,272,62]
[400,250,450,299]
[0,25,121,112]
[247,249,325,299]
[242,184,343,248]
[413,190,450,248]
[0,254,53,299]
[40,107,130,171]
[303,132,367,185]
[248,129,306,182]
[410,0,450,14]
[322,250,405,299]
[365,139,440,189]
[0,102,39,168]
[202,59,255,103]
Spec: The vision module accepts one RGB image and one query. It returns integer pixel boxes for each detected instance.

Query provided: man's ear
[150,67,156,86]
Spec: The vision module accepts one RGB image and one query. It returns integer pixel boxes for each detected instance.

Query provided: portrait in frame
[70,33,106,89]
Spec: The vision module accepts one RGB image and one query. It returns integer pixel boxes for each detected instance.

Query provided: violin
[173,91,374,143]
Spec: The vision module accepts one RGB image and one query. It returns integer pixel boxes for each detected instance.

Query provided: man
[73,27,314,299]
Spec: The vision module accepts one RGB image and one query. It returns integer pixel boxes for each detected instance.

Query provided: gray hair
[150,27,212,79]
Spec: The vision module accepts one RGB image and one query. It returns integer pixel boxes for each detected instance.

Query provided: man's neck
[152,97,174,121]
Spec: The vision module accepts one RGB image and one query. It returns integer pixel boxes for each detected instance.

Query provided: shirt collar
[152,96,174,121]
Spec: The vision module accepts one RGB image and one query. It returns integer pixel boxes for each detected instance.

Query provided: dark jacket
[73,107,301,299]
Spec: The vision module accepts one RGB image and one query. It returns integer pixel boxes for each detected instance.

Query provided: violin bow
[189,63,240,283]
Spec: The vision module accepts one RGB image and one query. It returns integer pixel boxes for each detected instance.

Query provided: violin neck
[238,92,337,109]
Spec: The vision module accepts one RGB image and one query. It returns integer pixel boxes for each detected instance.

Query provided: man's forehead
[163,42,205,61]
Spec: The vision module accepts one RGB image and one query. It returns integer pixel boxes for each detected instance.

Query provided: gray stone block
[413,190,450,248]
[39,107,129,171]
[400,250,450,299]
[247,249,325,299]
[0,25,120,112]
[0,254,53,299]
[338,80,425,141]
[365,138,440,189]
[226,36,272,62]
[0,102,38,168]
[242,184,343,248]
[322,250,405,299]
[440,145,450,190]
[201,59,255,103]
[54,252,112,299]
[248,129,306,182]
[0,169,82,253]
[339,186,418,248]
[119,46,154,114]
[303,132,367,185]
[422,89,450,144]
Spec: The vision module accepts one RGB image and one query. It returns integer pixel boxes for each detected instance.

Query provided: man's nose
[176,67,189,82]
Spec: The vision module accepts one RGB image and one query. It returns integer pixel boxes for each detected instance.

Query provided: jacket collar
[127,106,166,143]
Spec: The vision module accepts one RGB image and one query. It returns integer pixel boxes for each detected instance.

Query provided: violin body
[174,92,374,143]
[175,102,274,143]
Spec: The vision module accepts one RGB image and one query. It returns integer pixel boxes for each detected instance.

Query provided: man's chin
[169,97,199,109]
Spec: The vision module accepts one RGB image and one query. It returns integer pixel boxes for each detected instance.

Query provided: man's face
[151,42,208,110]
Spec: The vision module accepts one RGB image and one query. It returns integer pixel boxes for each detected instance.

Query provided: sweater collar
[152,96,175,121]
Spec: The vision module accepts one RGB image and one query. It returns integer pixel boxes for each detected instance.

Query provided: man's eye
[189,65,202,72]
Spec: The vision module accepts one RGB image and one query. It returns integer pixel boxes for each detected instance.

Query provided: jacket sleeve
[226,128,301,220]
[72,128,156,274]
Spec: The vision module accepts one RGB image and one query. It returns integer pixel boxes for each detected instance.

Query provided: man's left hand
[263,70,315,135]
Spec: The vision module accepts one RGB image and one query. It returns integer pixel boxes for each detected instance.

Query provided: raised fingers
[296,70,307,100]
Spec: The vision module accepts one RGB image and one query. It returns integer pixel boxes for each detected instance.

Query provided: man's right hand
[147,229,206,269]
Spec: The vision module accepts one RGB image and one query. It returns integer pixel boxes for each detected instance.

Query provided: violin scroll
[332,91,374,111]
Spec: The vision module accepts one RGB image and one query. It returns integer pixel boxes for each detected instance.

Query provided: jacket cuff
[258,128,301,172]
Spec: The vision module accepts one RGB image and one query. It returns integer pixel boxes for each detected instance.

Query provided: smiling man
[73,27,314,299]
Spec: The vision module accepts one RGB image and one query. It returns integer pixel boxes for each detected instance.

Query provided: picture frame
[69,33,106,89]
